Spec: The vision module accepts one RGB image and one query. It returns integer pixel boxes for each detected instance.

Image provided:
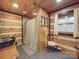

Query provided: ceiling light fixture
[32,0,38,16]
[56,0,62,3]
[33,12,37,16]
[22,11,27,14]
[13,3,19,8]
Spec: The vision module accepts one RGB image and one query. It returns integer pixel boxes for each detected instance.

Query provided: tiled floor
[17,46,76,59]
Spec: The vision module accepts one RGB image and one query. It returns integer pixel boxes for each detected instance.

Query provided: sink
[0,37,15,49]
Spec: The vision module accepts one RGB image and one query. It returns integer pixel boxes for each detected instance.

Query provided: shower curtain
[24,18,38,51]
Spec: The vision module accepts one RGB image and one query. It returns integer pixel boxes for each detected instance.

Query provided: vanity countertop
[0,37,15,49]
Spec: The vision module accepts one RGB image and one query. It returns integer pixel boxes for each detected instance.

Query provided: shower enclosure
[23,17,39,51]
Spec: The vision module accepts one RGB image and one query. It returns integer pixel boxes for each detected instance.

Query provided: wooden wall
[54,35,78,56]
[37,8,48,51]
[50,4,79,56]
[0,11,22,45]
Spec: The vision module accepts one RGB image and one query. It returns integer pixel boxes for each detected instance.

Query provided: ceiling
[0,0,79,18]
[36,0,79,13]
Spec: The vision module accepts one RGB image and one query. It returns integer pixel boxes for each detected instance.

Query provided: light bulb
[57,0,62,3]
[13,3,18,8]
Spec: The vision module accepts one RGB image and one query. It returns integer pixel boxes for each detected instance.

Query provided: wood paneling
[0,11,22,45]
[0,0,79,18]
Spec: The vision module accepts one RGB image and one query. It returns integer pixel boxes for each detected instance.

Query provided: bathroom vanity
[0,37,19,59]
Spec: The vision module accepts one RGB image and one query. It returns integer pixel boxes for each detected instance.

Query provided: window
[40,16,48,27]
[57,11,74,35]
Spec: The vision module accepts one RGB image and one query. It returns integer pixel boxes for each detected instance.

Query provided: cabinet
[0,45,19,59]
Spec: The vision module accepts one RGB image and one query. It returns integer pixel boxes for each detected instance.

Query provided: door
[38,16,48,51]
[39,27,48,51]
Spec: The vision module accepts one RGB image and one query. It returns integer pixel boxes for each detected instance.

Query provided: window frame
[57,11,74,36]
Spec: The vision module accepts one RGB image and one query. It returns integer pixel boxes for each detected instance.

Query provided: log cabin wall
[50,4,79,56]
[0,11,22,45]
